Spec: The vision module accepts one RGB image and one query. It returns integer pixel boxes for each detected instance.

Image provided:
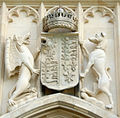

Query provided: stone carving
[43,6,78,32]
[81,91,105,109]
[8,6,39,23]
[84,6,115,24]
[61,37,77,83]
[41,37,59,84]
[41,36,78,90]
[5,33,40,106]
[79,32,113,109]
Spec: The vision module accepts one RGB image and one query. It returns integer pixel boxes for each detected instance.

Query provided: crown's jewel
[43,6,78,32]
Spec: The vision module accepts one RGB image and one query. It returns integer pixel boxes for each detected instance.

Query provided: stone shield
[41,34,79,90]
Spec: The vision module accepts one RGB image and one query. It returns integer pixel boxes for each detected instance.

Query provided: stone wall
[0,1,120,118]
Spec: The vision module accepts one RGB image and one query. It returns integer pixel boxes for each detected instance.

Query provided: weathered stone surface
[0,1,119,118]
[41,34,79,90]
[0,93,118,118]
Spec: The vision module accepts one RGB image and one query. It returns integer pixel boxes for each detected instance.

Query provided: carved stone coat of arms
[40,6,78,90]
[41,35,78,90]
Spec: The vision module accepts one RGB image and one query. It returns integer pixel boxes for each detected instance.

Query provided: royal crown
[43,6,78,32]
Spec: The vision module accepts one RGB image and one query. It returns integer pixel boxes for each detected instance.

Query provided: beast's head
[88,32,106,44]
[13,33,31,46]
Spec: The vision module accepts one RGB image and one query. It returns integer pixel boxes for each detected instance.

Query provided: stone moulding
[1,93,118,118]
[84,6,116,24]
[8,5,40,23]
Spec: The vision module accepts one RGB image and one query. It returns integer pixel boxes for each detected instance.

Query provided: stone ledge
[0,93,118,118]
[0,0,119,7]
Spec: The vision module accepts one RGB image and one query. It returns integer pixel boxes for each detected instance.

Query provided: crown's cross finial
[58,0,62,8]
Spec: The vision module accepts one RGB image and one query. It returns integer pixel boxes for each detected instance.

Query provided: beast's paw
[8,99,16,106]
[81,87,88,93]
[105,104,113,109]
[80,73,86,78]
[33,69,40,75]
[78,40,84,46]
[30,88,36,93]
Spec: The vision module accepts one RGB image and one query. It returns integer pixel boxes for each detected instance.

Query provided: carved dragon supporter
[5,33,40,106]
[79,32,113,109]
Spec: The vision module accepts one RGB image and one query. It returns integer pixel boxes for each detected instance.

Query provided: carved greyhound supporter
[5,33,41,106]
[79,32,113,109]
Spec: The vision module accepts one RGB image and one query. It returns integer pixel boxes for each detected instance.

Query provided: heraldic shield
[41,34,79,91]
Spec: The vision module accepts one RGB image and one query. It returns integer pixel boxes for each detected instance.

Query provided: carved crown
[43,6,78,32]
